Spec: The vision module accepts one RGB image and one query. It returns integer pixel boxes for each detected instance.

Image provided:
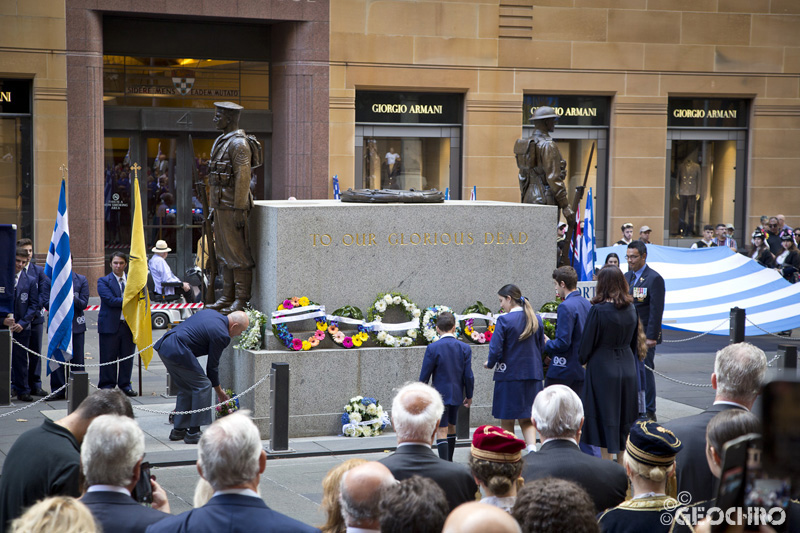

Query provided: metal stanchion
[269,362,291,452]
[778,345,798,373]
[729,307,745,344]
[165,374,177,396]
[68,372,89,414]
[456,405,470,440]
[0,330,10,406]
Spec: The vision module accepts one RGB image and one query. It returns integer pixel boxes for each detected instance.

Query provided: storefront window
[0,79,33,239]
[362,137,450,191]
[103,137,133,253]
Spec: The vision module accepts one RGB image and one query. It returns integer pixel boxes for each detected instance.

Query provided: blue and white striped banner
[44,179,73,372]
[579,188,595,282]
[596,244,800,336]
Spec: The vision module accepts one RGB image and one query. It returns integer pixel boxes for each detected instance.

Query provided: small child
[419,312,474,461]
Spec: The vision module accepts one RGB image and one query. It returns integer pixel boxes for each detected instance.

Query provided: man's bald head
[443,502,522,533]
[390,382,444,443]
[227,311,250,337]
[339,462,395,528]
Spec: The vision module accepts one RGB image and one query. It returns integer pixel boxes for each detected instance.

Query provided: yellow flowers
[302,340,311,351]
[298,296,310,307]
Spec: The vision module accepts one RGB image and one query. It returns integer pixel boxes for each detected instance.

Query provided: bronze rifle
[561,142,595,268]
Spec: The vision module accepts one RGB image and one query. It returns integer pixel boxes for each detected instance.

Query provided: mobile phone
[761,380,800,481]
[714,432,756,532]
[131,461,153,504]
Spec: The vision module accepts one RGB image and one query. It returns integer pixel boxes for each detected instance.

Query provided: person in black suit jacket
[5,249,39,402]
[97,252,136,396]
[419,312,474,461]
[80,414,170,533]
[625,240,665,419]
[147,412,317,533]
[18,238,48,396]
[662,343,767,504]
[379,382,478,512]
[48,270,90,399]
[521,384,627,514]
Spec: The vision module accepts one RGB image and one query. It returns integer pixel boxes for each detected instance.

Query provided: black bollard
[270,362,290,452]
[0,330,10,406]
[456,404,470,440]
[68,371,89,414]
[729,307,745,344]
[778,345,798,372]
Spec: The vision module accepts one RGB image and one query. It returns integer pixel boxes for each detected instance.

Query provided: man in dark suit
[419,311,474,461]
[97,252,137,396]
[4,248,39,402]
[80,415,170,533]
[378,382,477,512]
[147,412,317,533]
[49,270,90,400]
[662,342,767,504]
[521,385,627,514]
[18,238,49,396]
[625,240,665,420]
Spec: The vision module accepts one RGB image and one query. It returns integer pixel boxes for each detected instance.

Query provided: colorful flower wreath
[460,301,495,345]
[367,292,420,347]
[420,304,462,344]
[215,388,240,419]
[328,305,372,348]
[272,296,328,351]
[341,396,390,437]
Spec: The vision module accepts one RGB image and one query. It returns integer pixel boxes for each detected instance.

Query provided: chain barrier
[745,318,799,341]
[0,383,69,417]
[11,337,150,368]
[662,319,728,343]
[644,364,714,388]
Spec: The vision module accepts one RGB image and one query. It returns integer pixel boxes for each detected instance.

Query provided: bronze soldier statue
[514,106,575,227]
[205,101,261,314]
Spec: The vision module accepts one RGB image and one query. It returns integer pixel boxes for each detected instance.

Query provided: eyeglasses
[626,254,641,260]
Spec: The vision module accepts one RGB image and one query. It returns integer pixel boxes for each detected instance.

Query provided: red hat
[470,425,526,463]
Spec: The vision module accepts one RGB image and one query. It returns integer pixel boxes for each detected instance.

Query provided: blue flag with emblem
[579,188,596,282]
[333,175,340,200]
[44,179,73,373]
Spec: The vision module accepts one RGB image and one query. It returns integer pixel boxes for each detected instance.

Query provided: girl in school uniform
[484,284,544,451]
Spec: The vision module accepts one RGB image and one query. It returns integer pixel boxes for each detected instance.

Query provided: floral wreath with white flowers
[234,307,268,350]
[341,396,390,437]
[420,305,462,344]
[367,292,420,348]
[460,301,495,345]
[327,305,372,349]
[272,296,328,351]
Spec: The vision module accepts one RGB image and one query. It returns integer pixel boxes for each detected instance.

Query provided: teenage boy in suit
[5,248,38,401]
[419,311,474,461]
[97,252,136,396]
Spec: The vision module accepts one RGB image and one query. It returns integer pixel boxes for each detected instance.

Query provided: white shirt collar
[542,437,578,446]
[346,528,381,533]
[439,333,456,339]
[508,306,523,313]
[397,441,433,448]
[87,485,131,496]
[633,492,666,500]
[213,488,260,499]
[713,400,750,411]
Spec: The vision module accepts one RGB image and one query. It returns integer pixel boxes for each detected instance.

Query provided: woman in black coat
[750,230,776,269]
[579,266,642,460]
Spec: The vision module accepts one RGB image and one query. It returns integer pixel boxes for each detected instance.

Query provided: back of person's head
[391,382,444,443]
[714,343,767,404]
[551,266,578,290]
[532,385,583,440]
[627,240,647,257]
[197,411,262,491]
[443,502,522,533]
[192,478,216,508]
[436,312,456,333]
[706,409,761,459]
[497,284,538,340]
[379,475,448,533]
[321,458,367,533]
[623,421,682,484]
[591,266,632,309]
[10,497,98,533]
[81,415,144,487]
[469,426,526,497]
[75,389,134,420]
[339,462,396,528]
[512,478,599,533]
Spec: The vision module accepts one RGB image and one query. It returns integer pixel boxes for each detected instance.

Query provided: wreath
[215,388,240,419]
[328,305,372,348]
[539,298,562,342]
[234,307,267,350]
[367,292,420,347]
[272,296,328,351]
[459,301,495,345]
[341,396,390,437]
[420,305,462,344]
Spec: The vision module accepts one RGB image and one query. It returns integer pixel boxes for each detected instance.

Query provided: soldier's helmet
[531,106,559,121]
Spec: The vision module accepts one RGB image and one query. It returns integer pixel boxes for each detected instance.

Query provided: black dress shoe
[31,388,49,397]
[17,394,33,402]
[49,392,66,400]
[184,430,202,445]
[169,428,187,441]
[122,388,137,397]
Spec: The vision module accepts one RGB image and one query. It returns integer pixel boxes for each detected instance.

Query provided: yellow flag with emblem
[123,174,154,367]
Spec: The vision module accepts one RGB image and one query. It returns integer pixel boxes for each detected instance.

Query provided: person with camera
[80,415,170,533]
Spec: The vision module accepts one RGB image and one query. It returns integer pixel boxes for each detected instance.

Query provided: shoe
[169,428,187,441]
[122,388,137,397]
[49,392,66,401]
[31,388,48,397]
[646,412,658,422]
[184,431,202,445]
[17,394,33,402]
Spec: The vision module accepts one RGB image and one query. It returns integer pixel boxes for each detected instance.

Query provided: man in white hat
[149,240,194,303]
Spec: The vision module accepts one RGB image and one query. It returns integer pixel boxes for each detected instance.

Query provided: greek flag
[44,179,73,372]
[579,189,596,282]
[596,244,800,335]
[332,175,340,200]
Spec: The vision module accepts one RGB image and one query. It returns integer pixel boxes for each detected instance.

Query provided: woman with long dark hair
[776,234,800,283]
[579,266,642,460]
[485,284,544,450]
[750,230,775,268]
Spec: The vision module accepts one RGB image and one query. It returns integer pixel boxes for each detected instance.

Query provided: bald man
[154,309,249,444]
[339,462,396,533]
[443,502,521,533]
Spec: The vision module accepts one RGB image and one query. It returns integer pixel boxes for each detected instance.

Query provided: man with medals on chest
[625,241,665,421]
[205,102,259,315]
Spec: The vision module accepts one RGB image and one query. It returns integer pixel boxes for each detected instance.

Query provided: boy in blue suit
[419,312,474,461]
[3,248,39,402]
[97,252,136,396]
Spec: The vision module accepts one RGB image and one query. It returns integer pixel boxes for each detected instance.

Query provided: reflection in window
[0,117,31,237]
[668,140,736,238]
[363,138,450,191]
[103,137,132,251]
[554,139,597,224]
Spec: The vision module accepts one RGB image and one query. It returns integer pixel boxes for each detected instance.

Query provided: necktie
[119,278,125,293]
